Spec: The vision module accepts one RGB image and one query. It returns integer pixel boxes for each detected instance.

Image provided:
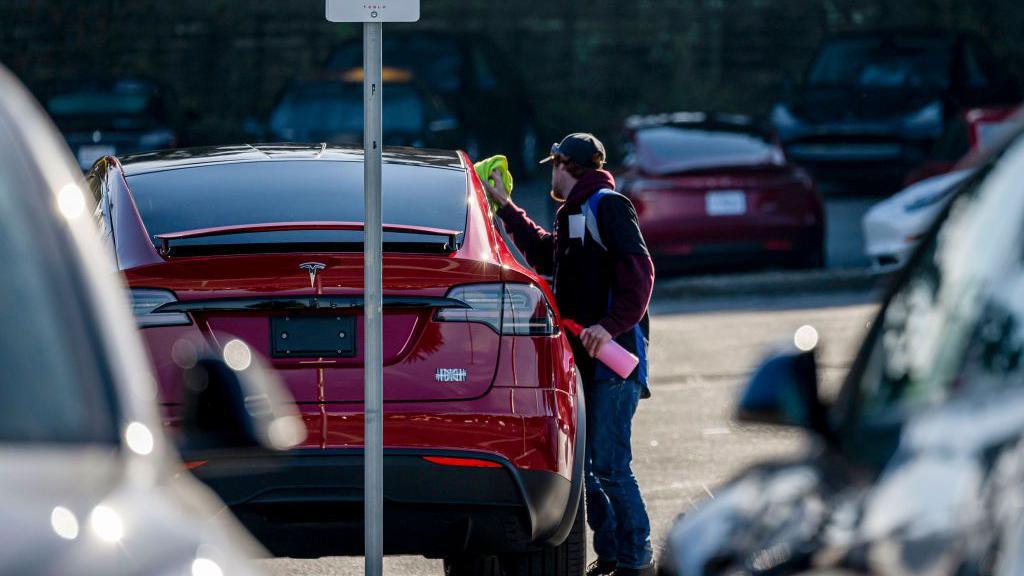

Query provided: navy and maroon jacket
[497,169,655,395]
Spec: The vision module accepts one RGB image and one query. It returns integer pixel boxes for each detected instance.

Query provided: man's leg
[584,377,618,566]
[588,378,653,570]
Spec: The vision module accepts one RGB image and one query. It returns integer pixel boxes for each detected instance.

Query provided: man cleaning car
[481,133,656,576]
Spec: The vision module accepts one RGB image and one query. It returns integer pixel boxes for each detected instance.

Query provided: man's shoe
[612,564,655,576]
[586,559,618,576]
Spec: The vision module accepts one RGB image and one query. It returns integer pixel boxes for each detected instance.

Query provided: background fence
[3,0,1022,158]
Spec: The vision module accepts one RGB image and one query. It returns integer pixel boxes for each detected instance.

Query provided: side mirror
[178,340,305,456]
[736,346,827,434]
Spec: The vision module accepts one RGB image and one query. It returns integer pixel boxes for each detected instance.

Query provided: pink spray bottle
[562,319,640,380]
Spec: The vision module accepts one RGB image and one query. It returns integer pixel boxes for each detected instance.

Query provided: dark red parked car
[618,113,825,271]
[86,144,585,574]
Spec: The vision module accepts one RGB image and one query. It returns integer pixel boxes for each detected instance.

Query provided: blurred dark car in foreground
[771,30,1021,188]
[326,30,539,172]
[0,64,306,575]
[46,78,183,170]
[659,119,1024,576]
[618,112,825,272]
[266,71,463,148]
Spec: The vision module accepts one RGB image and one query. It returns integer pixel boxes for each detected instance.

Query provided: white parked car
[862,168,973,268]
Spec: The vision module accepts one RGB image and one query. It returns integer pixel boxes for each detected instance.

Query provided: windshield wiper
[155,221,462,256]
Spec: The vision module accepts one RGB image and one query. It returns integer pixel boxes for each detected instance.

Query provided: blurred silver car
[0,64,303,575]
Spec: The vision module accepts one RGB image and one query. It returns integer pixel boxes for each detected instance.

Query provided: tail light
[131,288,191,327]
[435,283,557,335]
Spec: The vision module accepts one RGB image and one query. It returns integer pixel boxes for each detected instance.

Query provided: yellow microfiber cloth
[474,155,514,212]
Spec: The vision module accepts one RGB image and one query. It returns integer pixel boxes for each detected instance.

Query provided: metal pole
[363,20,384,576]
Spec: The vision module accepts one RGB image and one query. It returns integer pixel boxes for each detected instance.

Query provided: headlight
[903,101,943,134]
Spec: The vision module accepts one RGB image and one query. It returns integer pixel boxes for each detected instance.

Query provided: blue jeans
[584,377,653,569]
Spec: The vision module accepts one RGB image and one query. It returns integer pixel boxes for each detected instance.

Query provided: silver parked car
[0,64,303,575]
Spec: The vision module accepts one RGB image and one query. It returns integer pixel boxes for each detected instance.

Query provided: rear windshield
[127,160,468,253]
[634,125,782,175]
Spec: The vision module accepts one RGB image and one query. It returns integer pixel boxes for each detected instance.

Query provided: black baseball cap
[540,133,606,168]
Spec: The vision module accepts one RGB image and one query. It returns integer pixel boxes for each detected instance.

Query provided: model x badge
[299,262,327,288]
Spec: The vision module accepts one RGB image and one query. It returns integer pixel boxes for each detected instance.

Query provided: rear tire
[444,554,502,576]
[501,501,586,576]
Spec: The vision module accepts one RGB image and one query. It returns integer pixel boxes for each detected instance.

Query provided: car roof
[118,143,466,176]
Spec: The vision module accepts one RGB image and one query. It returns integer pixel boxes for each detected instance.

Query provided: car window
[807,37,951,90]
[126,160,469,251]
[634,125,783,175]
[0,134,118,444]
[329,37,462,94]
[851,135,1024,424]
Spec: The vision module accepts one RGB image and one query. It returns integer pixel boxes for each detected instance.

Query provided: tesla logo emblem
[435,368,467,383]
[299,262,327,288]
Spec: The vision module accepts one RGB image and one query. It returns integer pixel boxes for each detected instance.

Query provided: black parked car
[771,30,1020,188]
[266,73,463,149]
[659,116,1024,576]
[326,31,540,173]
[47,78,185,170]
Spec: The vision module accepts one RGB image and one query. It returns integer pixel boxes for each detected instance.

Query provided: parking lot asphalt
[263,290,879,575]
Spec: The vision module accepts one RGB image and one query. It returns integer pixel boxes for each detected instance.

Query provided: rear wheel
[501,501,586,576]
[444,554,502,576]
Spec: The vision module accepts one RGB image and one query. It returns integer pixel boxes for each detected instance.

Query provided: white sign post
[325,3,420,575]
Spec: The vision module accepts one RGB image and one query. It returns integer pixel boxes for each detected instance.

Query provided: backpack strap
[581,188,622,251]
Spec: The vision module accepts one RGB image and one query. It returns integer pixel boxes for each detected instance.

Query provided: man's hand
[481,168,510,208]
[580,324,613,358]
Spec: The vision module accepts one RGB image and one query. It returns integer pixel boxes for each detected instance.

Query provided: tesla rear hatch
[124,157,529,404]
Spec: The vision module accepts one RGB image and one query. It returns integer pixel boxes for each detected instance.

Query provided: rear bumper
[195,449,578,557]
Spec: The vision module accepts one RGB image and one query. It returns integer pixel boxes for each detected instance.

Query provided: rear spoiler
[155,221,462,255]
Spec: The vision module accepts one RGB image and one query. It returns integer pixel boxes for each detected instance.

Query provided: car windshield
[47,91,161,132]
[328,36,462,94]
[127,160,469,252]
[853,134,1024,424]
[633,125,783,175]
[807,37,951,90]
[269,83,426,144]
[0,163,118,444]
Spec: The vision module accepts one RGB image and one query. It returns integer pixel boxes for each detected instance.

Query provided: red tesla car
[618,112,825,271]
[86,144,584,574]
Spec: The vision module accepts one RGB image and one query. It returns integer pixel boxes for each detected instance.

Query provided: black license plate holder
[271,315,356,358]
